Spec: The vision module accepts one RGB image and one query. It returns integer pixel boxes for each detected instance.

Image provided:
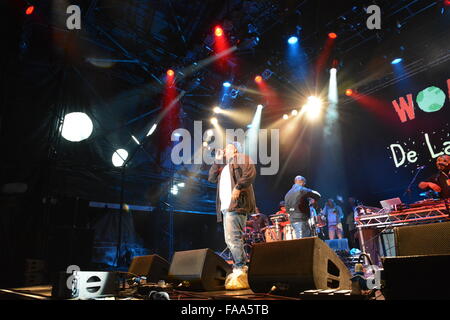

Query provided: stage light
[304,96,323,121]
[287,36,298,45]
[202,141,208,147]
[330,68,337,74]
[328,32,337,39]
[391,58,402,65]
[206,129,214,136]
[254,75,263,83]
[210,117,218,125]
[261,69,273,80]
[291,109,298,116]
[345,89,353,96]
[146,123,157,136]
[308,96,322,105]
[177,182,185,187]
[61,112,93,142]
[166,69,175,76]
[283,114,289,120]
[257,104,264,109]
[170,185,179,195]
[213,106,222,114]
[25,6,34,15]
[214,26,224,37]
[112,149,129,167]
[230,88,240,99]
[223,81,231,88]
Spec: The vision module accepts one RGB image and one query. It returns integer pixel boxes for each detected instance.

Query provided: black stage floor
[0,285,379,300]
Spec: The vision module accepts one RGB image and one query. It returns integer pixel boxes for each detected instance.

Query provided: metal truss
[356,202,450,229]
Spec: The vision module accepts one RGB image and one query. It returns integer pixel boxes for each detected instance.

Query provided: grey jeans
[292,221,311,239]
[222,210,247,268]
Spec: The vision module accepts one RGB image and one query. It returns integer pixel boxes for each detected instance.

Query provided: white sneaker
[225,266,250,290]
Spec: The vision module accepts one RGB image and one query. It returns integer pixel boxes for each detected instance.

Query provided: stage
[2,0,450,303]
[0,285,378,301]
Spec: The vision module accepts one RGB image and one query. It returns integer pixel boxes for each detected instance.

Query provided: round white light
[61,112,93,142]
[112,149,129,167]
[288,36,298,45]
[291,109,298,116]
[203,141,208,147]
[213,107,222,114]
[210,117,218,125]
[282,114,289,120]
[206,129,214,136]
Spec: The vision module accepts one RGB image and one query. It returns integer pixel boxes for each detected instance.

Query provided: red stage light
[328,32,337,39]
[25,6,35,15]
[254,75,263,83]
[444,0,450,6]
[166,69,175,77]
[214,26,224,37]
[345,89,353,96]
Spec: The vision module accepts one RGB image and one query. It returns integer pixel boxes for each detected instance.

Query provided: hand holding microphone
[215,148,224,160]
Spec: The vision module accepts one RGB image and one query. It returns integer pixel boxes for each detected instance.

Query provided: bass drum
[283,224,296,240]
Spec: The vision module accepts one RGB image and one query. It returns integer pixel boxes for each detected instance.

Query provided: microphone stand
[114,134,164,268]
[402,166,425,203]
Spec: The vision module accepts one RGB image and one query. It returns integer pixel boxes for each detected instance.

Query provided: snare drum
[283,224,296,240]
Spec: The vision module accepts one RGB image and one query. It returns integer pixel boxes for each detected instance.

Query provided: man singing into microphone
[418,155,450,199]
[208,142,256,290]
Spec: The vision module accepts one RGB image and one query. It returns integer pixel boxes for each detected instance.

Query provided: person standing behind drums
[248,207,269,234]
[284,176,321,239]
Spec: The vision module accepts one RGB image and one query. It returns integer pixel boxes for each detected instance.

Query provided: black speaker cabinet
[168,248,232,291]
[382,254,450,300]
[248,237,352,295]
[394,221,450,256]
[128,254,169,283]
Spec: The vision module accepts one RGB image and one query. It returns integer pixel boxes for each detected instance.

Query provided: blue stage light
[223,81,231,87]
[391,58,403,65]
[288,36,298,45]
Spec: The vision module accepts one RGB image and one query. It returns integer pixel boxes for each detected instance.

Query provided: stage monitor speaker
[248,237,351,296]
[168,248,232,291]
[128,254,169,283]
[382,254,450,300]
[52,271,119,300]
[394,221,450,256]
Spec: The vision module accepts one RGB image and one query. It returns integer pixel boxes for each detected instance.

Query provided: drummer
[246,207,269,233]
[274,201,290,227]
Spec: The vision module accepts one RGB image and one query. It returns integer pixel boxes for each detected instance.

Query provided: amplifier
[52,271,119,300]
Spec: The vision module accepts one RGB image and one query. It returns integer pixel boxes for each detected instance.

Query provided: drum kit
[244,212,296,245]
[231,210,327,261]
